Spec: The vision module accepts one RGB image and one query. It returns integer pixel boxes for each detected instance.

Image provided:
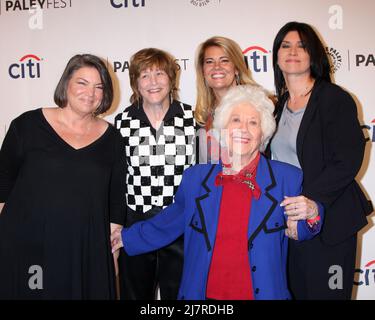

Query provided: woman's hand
[111,228,124,254]
[285,219,298,240]
[281,195,319,221]
[110,223,123,276]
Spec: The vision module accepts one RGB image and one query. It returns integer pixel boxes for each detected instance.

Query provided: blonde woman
[194,36,257,163]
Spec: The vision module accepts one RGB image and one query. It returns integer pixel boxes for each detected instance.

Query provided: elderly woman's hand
[285,219,298,240]
[111,228,124,254]
[110,223,123,276]
[281,195,319,221]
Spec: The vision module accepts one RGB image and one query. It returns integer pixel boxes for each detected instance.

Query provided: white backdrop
[0,0,374,299]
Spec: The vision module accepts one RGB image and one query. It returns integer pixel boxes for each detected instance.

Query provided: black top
[0,108,126,299]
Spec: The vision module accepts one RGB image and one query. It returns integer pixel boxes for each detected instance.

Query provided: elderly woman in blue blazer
[111,84,323,300]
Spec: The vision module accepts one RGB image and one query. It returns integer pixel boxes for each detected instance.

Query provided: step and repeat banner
[0,0,374,299]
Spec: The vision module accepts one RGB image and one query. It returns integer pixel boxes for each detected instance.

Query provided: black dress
[0,109,126,299]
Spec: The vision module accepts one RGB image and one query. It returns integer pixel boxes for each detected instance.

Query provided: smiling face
[277,30,311,78]
[137,65,171,109]
[66,67,103,116]
[203,46,238,99]
[225,102,263,163]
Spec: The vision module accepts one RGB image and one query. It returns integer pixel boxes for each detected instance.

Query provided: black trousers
[118,235,184,300]
[288,234,357,300]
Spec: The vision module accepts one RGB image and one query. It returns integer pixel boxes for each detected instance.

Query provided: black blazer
[267,80,372,245]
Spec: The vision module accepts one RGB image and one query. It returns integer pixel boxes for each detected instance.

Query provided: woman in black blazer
[268,21,372,299]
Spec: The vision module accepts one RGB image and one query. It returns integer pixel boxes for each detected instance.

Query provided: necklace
[291,85,313,98]
[287,83,314,112]
[288,83,314,103]
[301,86,313,97]
[300,79,315,96]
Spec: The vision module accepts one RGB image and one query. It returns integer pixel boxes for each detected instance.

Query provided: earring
[170,91,173,105]
[92,105,100,117]
[235,74,240,85]
[137,97,141,109]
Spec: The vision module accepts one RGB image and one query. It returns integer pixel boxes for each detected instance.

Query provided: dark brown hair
[273,21,331,100]
[54,54,113,115]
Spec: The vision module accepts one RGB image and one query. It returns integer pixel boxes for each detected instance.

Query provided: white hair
[212,84,276,152]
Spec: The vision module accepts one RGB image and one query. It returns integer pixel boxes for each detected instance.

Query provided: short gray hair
[212,84,276,152]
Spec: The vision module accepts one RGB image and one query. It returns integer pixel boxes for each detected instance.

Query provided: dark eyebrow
[77,77,103,86]
[281,40,304,44]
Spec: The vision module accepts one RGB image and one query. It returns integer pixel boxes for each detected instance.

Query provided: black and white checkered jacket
[115,100,196,214]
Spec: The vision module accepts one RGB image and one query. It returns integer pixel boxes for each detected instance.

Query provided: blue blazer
[122,155,322,300]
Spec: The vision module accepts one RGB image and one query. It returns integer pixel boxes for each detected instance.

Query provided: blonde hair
[129,48,178,104]
[195,36,257,127]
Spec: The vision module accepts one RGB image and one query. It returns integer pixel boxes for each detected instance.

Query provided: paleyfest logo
[1,0,72,12]
[191,0,210,6]
[1,1,73,29]
[8,54,43,79]
[112,58,190,73]
[325,47,342,73]
[355,53,375,67]
[190,0,221,7]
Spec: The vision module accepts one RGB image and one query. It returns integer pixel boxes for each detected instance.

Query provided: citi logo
[8,54,42,79]
[243,46,270,73]
[110,0,145,8]
[354,260,375,286]
[362,120,375,143]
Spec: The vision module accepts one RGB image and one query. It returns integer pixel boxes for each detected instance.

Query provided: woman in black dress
[0,54,125,299]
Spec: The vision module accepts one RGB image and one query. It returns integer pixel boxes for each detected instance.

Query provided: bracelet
[307,215,320,226]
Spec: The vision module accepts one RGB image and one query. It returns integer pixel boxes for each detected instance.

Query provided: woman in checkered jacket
[114,48,196,300]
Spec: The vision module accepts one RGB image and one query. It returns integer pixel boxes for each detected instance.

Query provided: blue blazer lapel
[194,164,223,251]
[247,156,278,246]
